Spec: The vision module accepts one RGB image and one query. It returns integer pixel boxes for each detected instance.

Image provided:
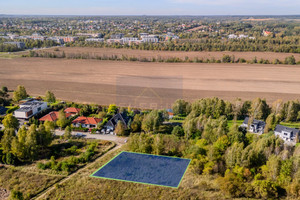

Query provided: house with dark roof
[105,112,131,131]
[0,106,8,116]
[274,125,299,144]
[14,100,48,119]
[240,117,266,134]
[72,116,102,129]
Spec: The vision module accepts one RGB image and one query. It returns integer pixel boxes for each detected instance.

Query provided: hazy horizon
[1,0,299,15]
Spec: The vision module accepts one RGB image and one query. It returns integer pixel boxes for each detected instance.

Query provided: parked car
[75,133,83,137]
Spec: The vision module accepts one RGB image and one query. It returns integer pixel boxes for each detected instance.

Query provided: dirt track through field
[1,57,300,109]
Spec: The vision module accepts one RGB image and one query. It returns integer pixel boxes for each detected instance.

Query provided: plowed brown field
[1,57,300,109]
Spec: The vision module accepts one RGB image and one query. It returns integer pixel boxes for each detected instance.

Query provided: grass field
[0,139,114,200]
[1,57,300,109]
[43,145,224,200]
[280,122,300,128]
[0,52,21,59]
[0,167,63,200]
[228,120,244,128]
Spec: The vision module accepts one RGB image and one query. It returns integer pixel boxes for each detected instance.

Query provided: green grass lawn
[279,122,300,129]
[5,106,16,109]
[49,100,62,107]
[227,120,244,128]
[169,116,186,123]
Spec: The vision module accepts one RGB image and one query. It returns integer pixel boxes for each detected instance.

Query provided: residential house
[39,111,72,122]
[228,34,238,39]
[105,112,131,131]
[240,117,266,134]
[64,107,81,116]
[106,39,124,44]
[141,35,159,43]
[274,125,300,144]
[14,100,47,119]
[166,109,174,119]
[110,34,124,39]
[72,116,102,129]
[263,30,272,37]
[85,38,104,42]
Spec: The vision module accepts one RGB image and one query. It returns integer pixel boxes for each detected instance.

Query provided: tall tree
[1,128,15,153]
[115,121,126,136]
[264,113,278,133]
[56,110,68,129]
[250,98,270,120]
[107,104,118,114]
[13,85,28,102]
[2,114,19,130]
[64,126,72,139]
[142,110,163,133]
[45,90,56,103]
[172,99,191,116]
[25,124,38,160]
[130,114,143,132]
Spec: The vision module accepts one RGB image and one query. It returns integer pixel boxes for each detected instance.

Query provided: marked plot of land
[91,151,191,188]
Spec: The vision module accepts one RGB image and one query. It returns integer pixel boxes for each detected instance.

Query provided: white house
[141,35,159,43]
[240,117,266,134]
[14,100,47,119]
[274,125,299,144]
[85,38,104,42]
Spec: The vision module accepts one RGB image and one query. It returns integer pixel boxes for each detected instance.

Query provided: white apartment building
[14,100,47,119]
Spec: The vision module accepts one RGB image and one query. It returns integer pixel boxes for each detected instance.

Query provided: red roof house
[39,111,72,122]
[168,112,174,119]
[72,116,102,128]
[64,107,81,115]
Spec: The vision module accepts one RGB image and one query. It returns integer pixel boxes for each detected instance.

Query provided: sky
[0,0,299,15]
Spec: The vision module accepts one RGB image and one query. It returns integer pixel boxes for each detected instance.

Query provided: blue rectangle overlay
[91,151,191,188]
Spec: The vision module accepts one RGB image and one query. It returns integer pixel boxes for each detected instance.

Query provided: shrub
[222,55,231,63]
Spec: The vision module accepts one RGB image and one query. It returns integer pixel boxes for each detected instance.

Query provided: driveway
[54,129,128,144]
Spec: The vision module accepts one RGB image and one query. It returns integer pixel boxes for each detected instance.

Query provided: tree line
[28,50,299,65]
[127,98,300,199]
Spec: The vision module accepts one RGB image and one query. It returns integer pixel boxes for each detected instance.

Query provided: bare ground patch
[0,187,9,200]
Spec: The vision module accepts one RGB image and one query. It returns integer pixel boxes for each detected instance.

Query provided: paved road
[54,129,128,144]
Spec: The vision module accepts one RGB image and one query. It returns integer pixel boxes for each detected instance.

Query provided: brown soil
[1,58,300,109]
[0,188,9,200]
[35,47,300,62]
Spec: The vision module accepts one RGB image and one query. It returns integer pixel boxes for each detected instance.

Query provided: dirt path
[33,143,122,200]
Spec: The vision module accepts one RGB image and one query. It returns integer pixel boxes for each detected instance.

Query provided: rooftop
[64,107,81,114]
[21,100,45,107]
[72,116,102,125]
[275,125,299,135]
